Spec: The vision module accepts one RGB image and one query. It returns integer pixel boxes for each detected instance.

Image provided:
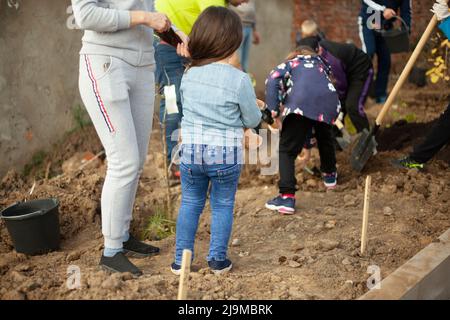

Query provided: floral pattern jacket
[265,55,341,125]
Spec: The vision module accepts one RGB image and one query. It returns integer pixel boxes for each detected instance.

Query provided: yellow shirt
[155,0,226,35]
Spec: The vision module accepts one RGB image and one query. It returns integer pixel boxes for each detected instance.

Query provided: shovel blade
[351,128,378,172]
[336,137,351,150]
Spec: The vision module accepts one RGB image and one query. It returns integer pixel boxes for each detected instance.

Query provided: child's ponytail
[188,6,243,68]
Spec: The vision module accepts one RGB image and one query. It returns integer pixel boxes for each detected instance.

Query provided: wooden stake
[177,249,192,300]
[44,161,52,182]
[161,117,173,220]
[361,176,372,256]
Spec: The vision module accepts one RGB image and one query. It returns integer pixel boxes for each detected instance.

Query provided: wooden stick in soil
[161,118,173,220]
[44,161,52,182]
[177,249,192,300]
[361,175,372,256]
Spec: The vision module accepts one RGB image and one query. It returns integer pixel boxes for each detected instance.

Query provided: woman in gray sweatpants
[72,0,183,276]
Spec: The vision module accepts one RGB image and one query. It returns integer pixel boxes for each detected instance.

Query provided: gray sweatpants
[79,54,155,249]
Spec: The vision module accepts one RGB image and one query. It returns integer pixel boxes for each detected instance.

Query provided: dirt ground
[0,85,449,300]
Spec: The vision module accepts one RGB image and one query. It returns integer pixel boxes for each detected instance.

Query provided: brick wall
[293,0,434,47]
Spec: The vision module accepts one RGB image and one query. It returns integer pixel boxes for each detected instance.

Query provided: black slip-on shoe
[100,252,143,277]
[123,235,160,258]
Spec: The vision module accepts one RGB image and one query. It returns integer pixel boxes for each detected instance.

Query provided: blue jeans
[239,26,253,73]
[359,17,391,100]
[155,42,186,163]
[174,144,242,265]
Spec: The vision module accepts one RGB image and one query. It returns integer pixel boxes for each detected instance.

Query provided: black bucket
[0,198,60,255]
[381,17,410,54]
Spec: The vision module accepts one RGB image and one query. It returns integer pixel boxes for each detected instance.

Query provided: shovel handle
[375,15,438,126]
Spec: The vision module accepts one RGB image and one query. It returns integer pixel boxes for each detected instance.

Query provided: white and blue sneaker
[323,172,337,189]
[265,195,296,214]
[208,259,233,275]
[170,262,181,276]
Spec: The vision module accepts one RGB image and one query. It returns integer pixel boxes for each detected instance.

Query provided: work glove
[431,0,450,21]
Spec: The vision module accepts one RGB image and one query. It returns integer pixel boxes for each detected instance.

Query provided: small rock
[414,184,428,197]
[307,256,315,264]
[306,179,318,188]
[350,249,360,257]
[2,290,26,300]
[381,184,397,194]
[288,234,297,240]
[313,224,323,232]
[231,238,240,247]
[101,276,122,290]
[324,220,336,229]
[288,288,308,299]
[344,280,354,288]
[318,240,340,251]
[342,258,351,266]
[324,207,336,216]
[291,244,304,252]
[14,264,32,272]
[10,271,26,282]
[407,169,419,178]
[66,251,82,262]
[286,221,298,231]
[383,207,393,216]
[121,273,134,281]
[278,256,287,264]
[288,260,301,268]
[20,279,41,293]
[428,184,442,195]
[238,251,249,257]
[343,195,357,207]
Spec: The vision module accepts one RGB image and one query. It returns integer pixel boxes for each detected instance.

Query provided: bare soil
[0,85,449,300]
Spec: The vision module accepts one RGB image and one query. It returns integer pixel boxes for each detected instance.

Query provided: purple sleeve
[264,62,292,113]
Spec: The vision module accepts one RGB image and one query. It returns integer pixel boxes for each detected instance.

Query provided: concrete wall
[0,0,83,177]
[249,0,295,95]
[0,0,295,177]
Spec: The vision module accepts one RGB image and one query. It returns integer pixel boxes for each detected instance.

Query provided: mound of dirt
[377,120,450,164]
[0,87,449,300]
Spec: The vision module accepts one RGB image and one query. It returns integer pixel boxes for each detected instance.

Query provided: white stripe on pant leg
[78,55,144,250]
[84,55,116,133]
[358,16,367,53]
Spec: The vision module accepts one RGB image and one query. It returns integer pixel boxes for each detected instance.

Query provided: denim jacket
[180,63,262,147]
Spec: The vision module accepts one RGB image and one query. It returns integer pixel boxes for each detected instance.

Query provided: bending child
[171,6,261,275]
[298,20,373,133]
[265,47,341,215]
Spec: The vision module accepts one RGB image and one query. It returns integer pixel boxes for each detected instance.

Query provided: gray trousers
[79,54,155,249]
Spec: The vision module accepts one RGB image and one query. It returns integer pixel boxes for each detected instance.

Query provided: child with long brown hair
[171,6,261,275]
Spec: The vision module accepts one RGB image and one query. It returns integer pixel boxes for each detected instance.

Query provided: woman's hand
[431,0,450,21]
[130,11,170,32]
[383,8,397,20]
[145,12,171,32]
